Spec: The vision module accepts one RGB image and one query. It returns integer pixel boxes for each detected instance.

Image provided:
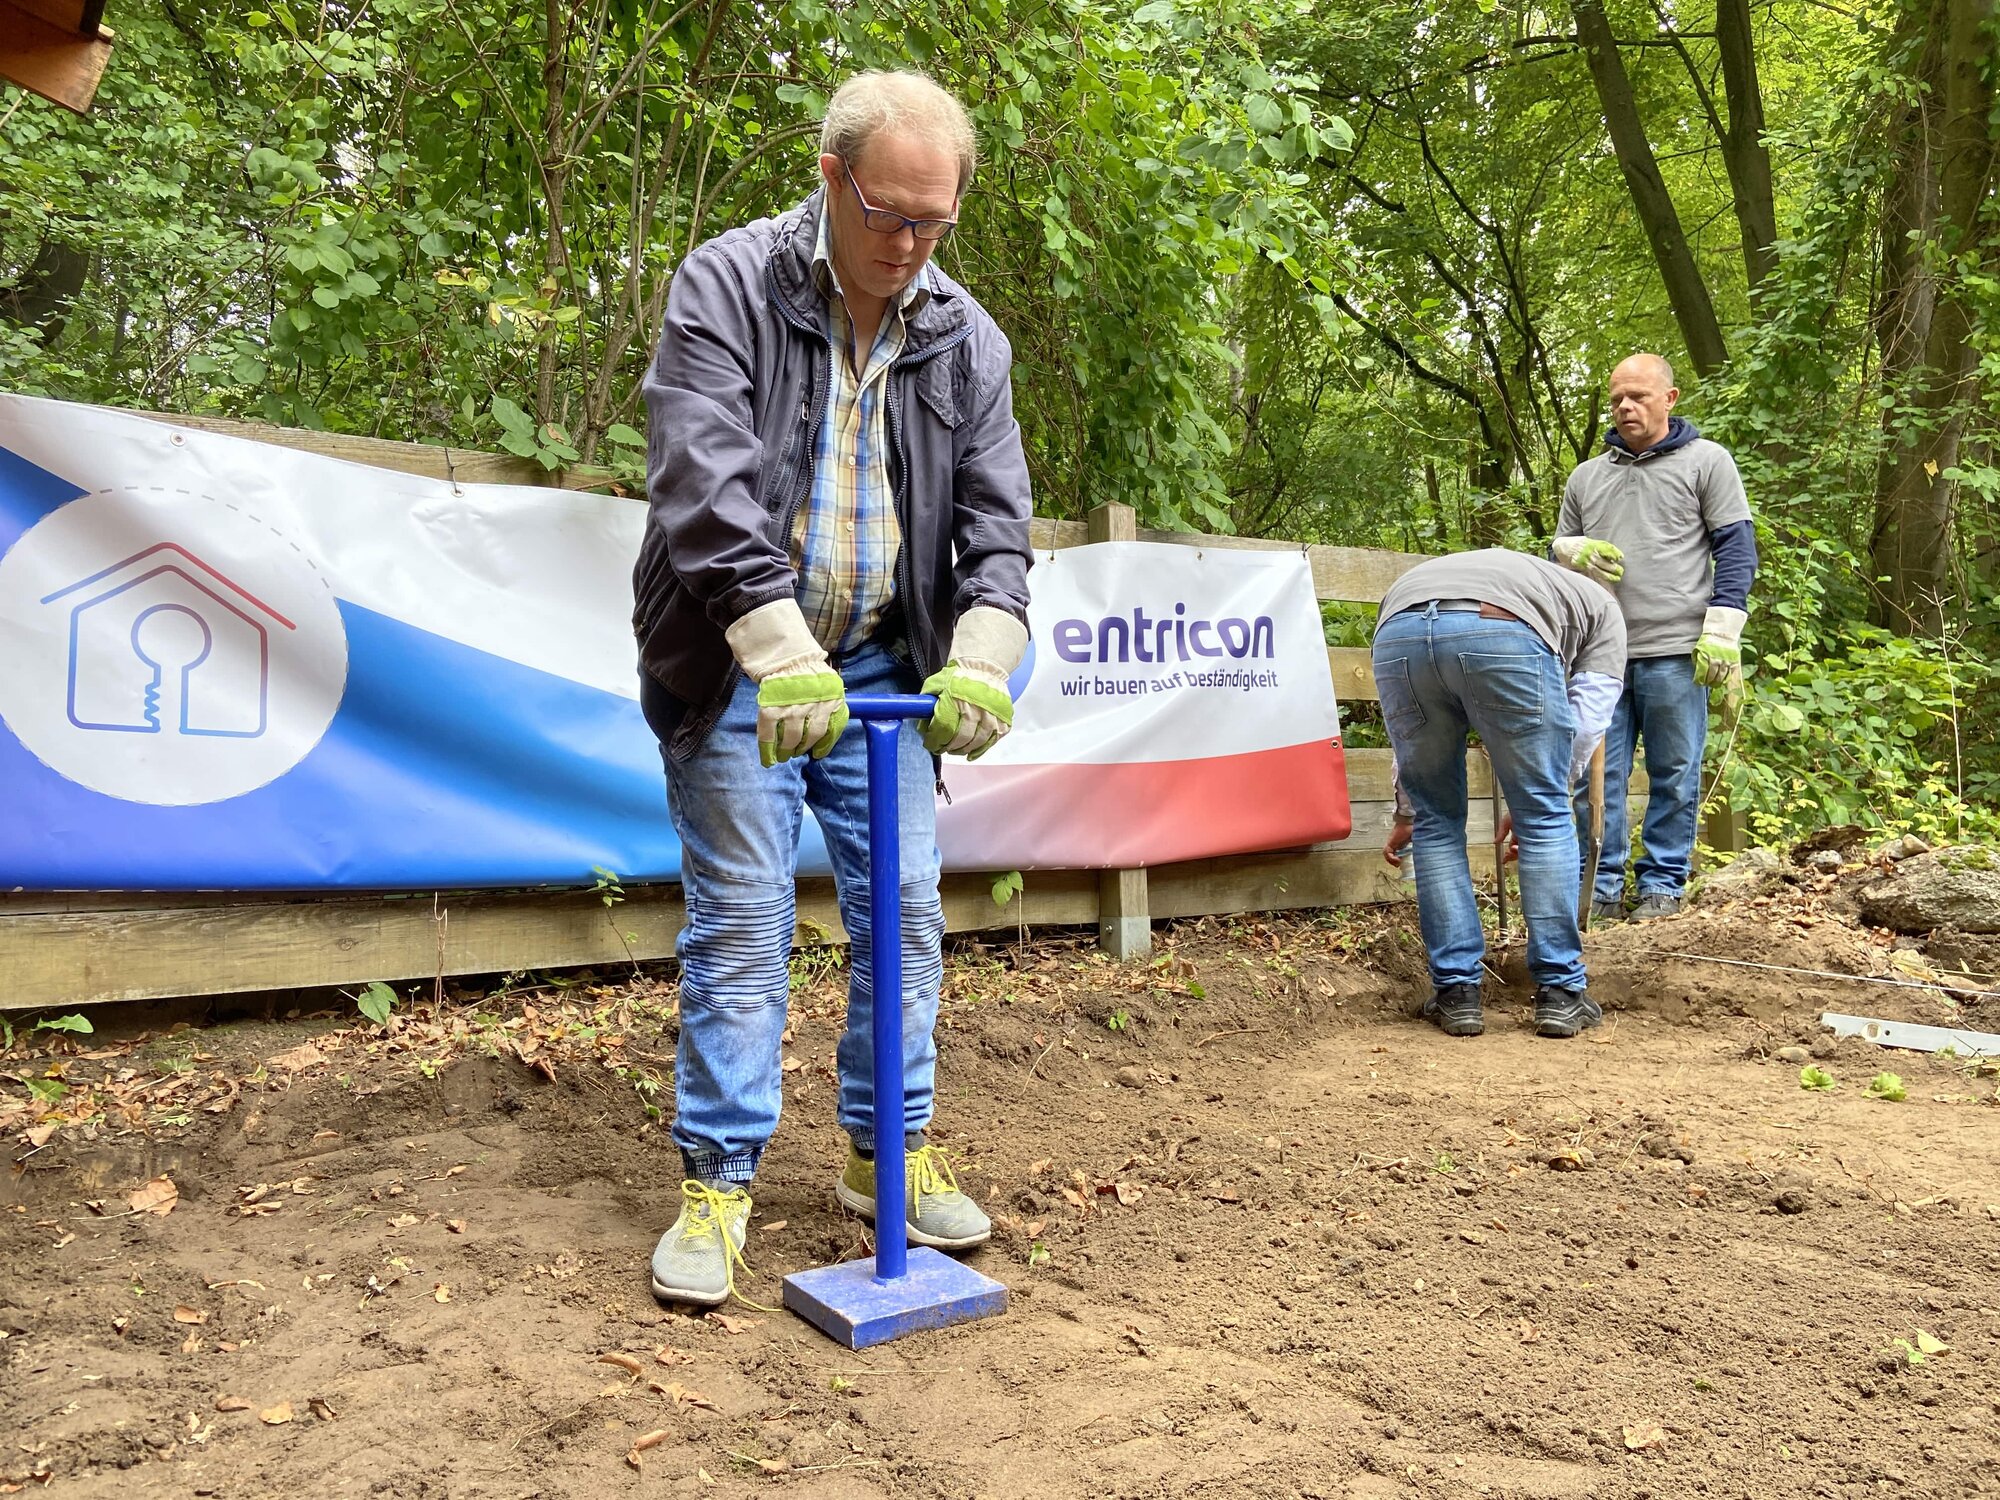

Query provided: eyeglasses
[841,161,957,241]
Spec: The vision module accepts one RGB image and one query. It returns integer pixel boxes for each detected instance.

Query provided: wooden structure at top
[1,0,115,114]
[0,412,1664,1010]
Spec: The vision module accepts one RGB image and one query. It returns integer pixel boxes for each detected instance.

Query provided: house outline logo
[0,483,348,807]
[40,541,295,739]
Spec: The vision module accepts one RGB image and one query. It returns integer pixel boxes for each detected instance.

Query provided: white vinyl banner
[0,397,1349,888]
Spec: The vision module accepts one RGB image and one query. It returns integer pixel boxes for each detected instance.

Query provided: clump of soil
[3,872,1996,1499]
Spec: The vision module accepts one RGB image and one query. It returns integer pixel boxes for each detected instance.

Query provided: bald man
[1555,353,1756,922]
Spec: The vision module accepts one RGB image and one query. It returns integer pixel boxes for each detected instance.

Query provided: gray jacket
[634,190,1033,757]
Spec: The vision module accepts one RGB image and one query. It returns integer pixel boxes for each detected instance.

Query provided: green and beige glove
[1693,605,1747,688]
[1552,535,1626,587]
[920,606,1028,760]
[1695,605,1748,728]
[724,598,848,768]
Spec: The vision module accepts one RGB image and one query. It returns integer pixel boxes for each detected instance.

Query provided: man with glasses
[633,71,1032,1305]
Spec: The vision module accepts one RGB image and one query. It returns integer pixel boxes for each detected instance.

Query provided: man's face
[1607,359,1677,451]
[818,135,960,305]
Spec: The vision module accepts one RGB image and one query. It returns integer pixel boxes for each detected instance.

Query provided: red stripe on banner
[935,741,1350,871]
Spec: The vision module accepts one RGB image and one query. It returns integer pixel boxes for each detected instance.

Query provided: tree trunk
[1869,0,1999,636]
[1570,0,1729,378]
[1715,0,1779,295]
[0,237,91,345]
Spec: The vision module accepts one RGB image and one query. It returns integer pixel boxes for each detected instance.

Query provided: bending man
[1377,550,1626,1039]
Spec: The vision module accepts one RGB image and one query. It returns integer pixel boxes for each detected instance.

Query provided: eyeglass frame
[839,159,958,241]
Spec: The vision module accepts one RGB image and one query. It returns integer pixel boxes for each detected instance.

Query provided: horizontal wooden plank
[0,869,1100,1011]
[1029,518,1423,604]
[1147,845,1487,921]
[130,410,622,493]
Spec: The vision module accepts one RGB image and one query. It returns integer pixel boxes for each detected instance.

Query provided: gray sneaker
[836,1140,991,1250]
[650,1179,754,1307]
[1588,898,1627,925]
[1630,892,1683,921]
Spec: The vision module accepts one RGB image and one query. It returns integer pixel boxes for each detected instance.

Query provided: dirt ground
[5,851,2000,1500]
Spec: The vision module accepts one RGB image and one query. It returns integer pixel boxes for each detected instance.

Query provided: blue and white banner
[0,395,705,889]
[0,397,1346,891]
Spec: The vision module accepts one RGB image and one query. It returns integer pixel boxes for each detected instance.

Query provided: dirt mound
[3,897,1996,1499]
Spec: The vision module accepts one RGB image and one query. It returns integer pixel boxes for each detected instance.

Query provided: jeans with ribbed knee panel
[642,645,943,1184]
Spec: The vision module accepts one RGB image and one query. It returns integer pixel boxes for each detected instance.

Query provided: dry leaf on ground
[710,1314,760,1335]
[596,1353,645,1377]
[213,1396,252,1413]
[269,1044,325,1073]
[653,1380,718,1410]
[259,1402,294,1426]
[1622,1420,1667,1451]
[172,1306,208,1324]
[128,1177,178,1215]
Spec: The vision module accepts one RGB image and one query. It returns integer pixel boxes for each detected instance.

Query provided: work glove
[920,606,1028,760]
[1553,535,1626,587]
[1693,606,1746,686]
[724,598,848,768]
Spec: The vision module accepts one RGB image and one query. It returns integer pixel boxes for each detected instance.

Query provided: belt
[1412,598,1523,624]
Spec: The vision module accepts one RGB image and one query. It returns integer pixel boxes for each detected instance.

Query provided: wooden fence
[0,411,1658,1010]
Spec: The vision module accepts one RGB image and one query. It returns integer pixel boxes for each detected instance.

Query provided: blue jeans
[1591,655,1708,902]
[641,645,944,1184]
[1373,606,1586,992]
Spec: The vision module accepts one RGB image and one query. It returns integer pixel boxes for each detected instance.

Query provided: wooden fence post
[1085,502,1151,960]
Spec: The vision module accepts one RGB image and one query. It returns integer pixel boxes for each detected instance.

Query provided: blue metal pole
[862,716,907,1284]
[845,695,931,1286]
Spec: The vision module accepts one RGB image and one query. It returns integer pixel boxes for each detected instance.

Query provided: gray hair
[819,71,977,192]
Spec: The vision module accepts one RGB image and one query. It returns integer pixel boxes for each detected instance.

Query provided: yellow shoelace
[674,1179,774,1312]
[907,1144,962,1212]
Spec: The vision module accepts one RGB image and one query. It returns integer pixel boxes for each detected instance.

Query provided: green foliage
[34,1013,93,1035]
[1799,1065,1837,1092]
[1864,1072,1907,1102]
[356,981,398,1027]
[989,870,1024,909]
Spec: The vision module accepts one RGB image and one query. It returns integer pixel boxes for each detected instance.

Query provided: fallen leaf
[626,1425,673,1470]
[1518,1319,1540,1343]
[759,1219,788,1233]
[432,1283,451,1303]
[128,1177,179,1216]
[1915,1330,1950,1356]
[655,1380,718,1410]
[111,1316,130,1335]
[750,1456,790,1474]
[698,1468,715,1486]
[1025,1218,1047,1238]
[446,1219,467,1235]
[173,1306,209,1325]
[181,1332,202,1354]
[308,1396,338,1421]
[268,1044,324,1073]
[214,1396,252,1413]
[655,1345,695,1367]
[596,1353,645,1377]
[387,1213,419,1230]
[780,1058,804,1073]
[1622,1420,1667,1451]
[1059,1187,1089,1209]
[710,1313,761,1335]
[51,1232,74,1250]
[1028,1157,1053,1176]
[218,1342,240,1353]
[1459,1229,1487,1246]
[23,1123,55,1148]
[260,1401,294,1426]
[1113,1181,1143,1207]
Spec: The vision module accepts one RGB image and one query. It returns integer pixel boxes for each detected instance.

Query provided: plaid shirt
[792,214,931,655]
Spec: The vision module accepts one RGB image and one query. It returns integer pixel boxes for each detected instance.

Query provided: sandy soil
[5,855,1999,1499]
